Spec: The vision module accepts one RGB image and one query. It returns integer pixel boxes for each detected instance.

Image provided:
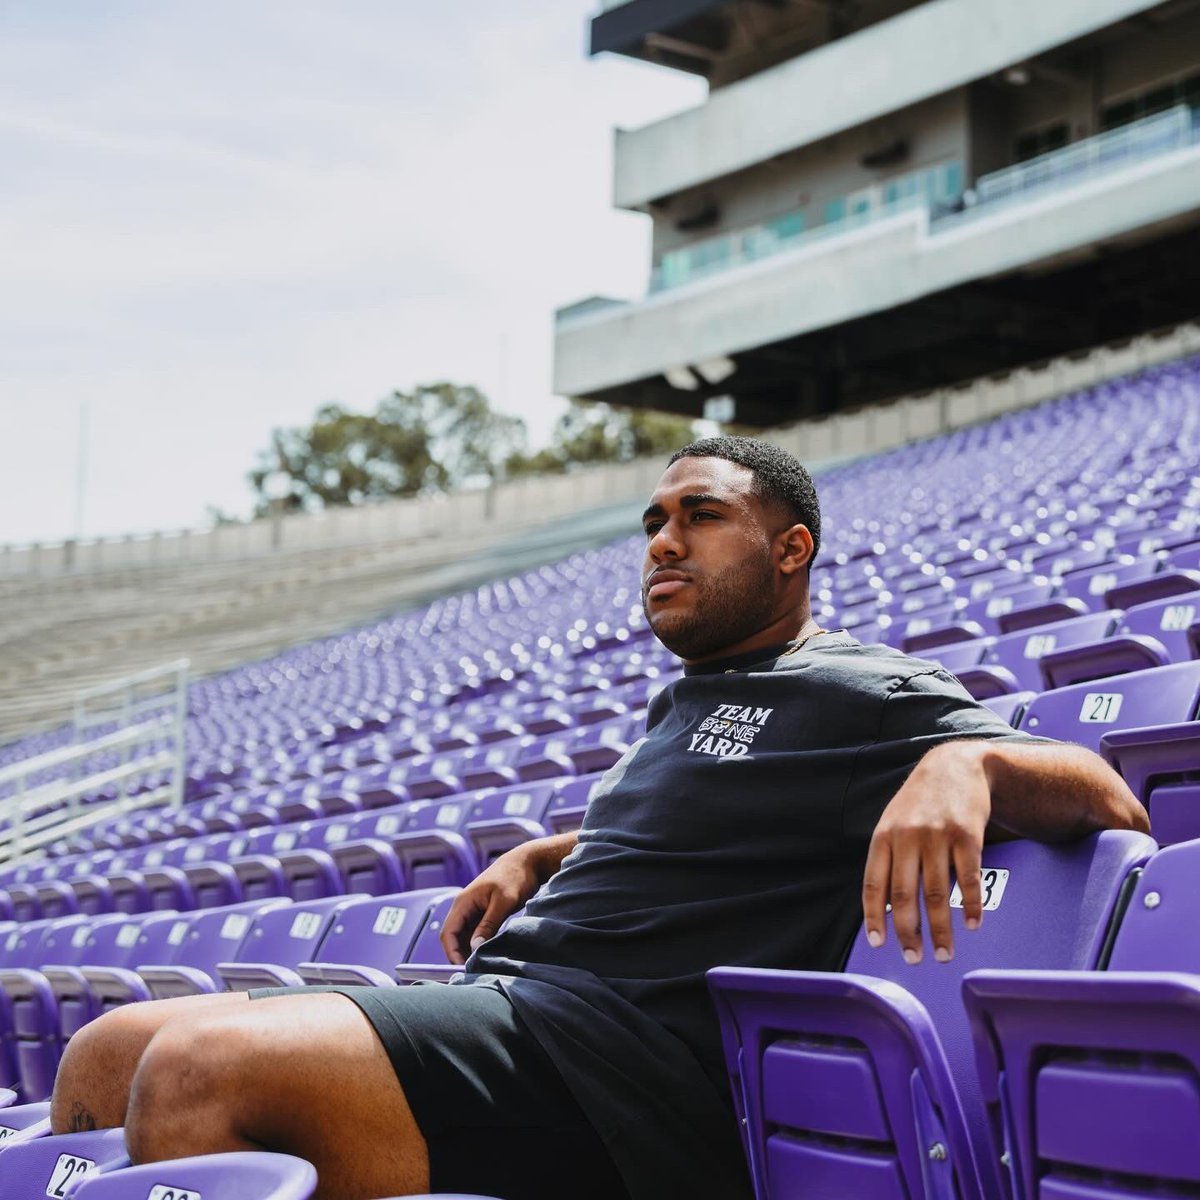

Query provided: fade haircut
[668,436,821,567]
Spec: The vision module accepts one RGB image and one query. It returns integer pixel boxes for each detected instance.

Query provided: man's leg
[124,992,429,1199]
[51,992,249,1133]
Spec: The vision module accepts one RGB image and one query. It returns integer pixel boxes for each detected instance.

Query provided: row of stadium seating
[0,355,1198,1196]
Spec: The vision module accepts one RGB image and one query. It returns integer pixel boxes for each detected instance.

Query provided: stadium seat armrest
[954,665,1020,700]
[0,968,58,1023]
[299,962,397,988]
[217,962,306,992]
[139,966,220,1001]
[393,964,461,984]
[79,966,154,1006]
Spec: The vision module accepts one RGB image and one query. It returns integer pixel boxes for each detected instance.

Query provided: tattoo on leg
[67,1102,98,1132]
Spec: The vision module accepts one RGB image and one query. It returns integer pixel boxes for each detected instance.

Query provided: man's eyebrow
[641,493,732,525]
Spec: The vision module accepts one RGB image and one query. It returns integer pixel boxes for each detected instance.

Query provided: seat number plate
[950,868,1009,911]
[373,906,407,935]
[46,1152,96,1197]
[289,912,323,940]
[1079,692,1123,723]
[148,1187,202,1200]
[0,1125,16,1141]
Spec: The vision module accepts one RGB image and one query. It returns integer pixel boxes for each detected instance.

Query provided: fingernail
[935,946,952,963]
[965,917,981,931]
[866,929,883,948]
[470,937,486,950]
[903,948,921,965]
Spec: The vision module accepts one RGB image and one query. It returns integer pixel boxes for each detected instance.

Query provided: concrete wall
[611,0,1165,209]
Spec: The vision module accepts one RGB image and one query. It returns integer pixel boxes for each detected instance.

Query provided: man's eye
[644,523,663,537]
[692,510,717,521]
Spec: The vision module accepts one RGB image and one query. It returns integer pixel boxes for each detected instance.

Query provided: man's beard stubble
[643,545,779,660]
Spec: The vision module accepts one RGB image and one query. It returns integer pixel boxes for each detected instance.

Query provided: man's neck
[681,610,818,668]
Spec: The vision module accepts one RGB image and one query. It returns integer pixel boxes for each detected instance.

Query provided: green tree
[249,383,527,514]
[507,402,698,476]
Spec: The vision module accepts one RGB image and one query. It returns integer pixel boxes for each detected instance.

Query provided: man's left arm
[861,739,1149,966]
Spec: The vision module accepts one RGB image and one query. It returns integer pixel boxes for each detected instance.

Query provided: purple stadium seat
[920,639,991,678]
[0,1101,51,1147]
[133,898,291,1001]
[980,691,1037,728]
[70,1151,318,1200]
[331,800,478,895]
[461,783,554,868]
[708,831,1154,1200]
[1100,720,1200,845]
[962,839,1200,1200]
[298,888,459,988]
[1018,660,1200,752]
[957,612,1119,695]
[0,1127,128,1197]
[0,1087,15,1108]
[1105,566,1200,610]
[1057,557,1159,607]
[217,895,365,991]
[546,773,604,833]
[1117,593,1200,663]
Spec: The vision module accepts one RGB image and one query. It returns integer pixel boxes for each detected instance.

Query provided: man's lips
[645,570,691,602]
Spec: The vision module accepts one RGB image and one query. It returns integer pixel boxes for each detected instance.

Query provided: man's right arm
[440,831,579,964]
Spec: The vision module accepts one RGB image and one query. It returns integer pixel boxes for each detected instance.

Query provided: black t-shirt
[467,632,1046,1199]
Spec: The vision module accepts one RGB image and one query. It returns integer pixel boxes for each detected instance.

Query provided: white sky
[0,1,705,545]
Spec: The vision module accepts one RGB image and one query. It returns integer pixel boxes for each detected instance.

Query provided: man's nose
[648,518,684,561]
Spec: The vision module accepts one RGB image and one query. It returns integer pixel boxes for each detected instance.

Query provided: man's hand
[440,832,578,965]
[861,738,1148,965]
[862,741,990,965]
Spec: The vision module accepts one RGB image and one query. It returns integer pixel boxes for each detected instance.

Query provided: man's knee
[51,1003,165,1133]
[125,1011,248,1161]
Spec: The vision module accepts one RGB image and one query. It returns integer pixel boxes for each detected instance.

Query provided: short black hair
[668,436,821,566]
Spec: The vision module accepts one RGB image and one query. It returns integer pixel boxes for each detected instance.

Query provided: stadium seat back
[70,1150,318,1200]
[710,831,1154,1200]
[1019,660,1200,751]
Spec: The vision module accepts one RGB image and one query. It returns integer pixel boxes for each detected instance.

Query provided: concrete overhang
[612,0,1166,210]
[557,142,1200,398]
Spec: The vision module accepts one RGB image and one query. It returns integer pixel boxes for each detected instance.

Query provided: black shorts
[248,981,630,1200]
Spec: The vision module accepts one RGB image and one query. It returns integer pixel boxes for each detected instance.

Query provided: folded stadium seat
[900,612,984,656]
[462,783,554,869]
[289,888,460,988]
[216,895,371,991]
[454,740,524,790]
[0,1101,51,1147]
[919,639,992,678]
[32,881,80,921]
[393,892,482,985]
[69,1151,319,1200]
[131,898,292,1001]
[980,692,1037,728]
[329,799,479,895]
[1169,540,1200,572]
[4,886,44,924]
[1018,660,1200,752]
[956,612,1125,696]
[962,838,1200,1200]
[178,861,244,909]
[515,702,574,737]
[0,914,124,1101]
[545,773,604,834]
[1037,632,1172,691]
[1100,716,1200,845]
[1105,566,1200,611]
[1114,593,1200,664]
[0,1127,129,1195]
[560,716,641,775]
[44,911,182,1041]
[1055,557,1159,608]
[513,733,578,782]
[708,830,1155,1200]
[389,753,466,802]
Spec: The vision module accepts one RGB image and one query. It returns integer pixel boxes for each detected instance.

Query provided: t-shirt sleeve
[840,667,1054,841]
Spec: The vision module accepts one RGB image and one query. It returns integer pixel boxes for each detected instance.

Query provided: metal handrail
[0,717,172,789]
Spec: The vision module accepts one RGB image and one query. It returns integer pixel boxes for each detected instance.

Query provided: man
[50,437,1148,1200]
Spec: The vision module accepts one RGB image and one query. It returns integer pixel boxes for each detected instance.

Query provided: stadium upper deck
[556,0,1200,425]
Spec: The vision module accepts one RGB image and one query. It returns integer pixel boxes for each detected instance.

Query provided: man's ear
[778,524,814,576]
